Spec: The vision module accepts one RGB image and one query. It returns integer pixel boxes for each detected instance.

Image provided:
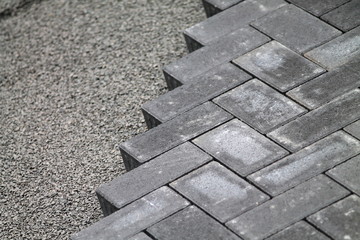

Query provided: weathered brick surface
[233,41,325,92]
[344,120,360,140]
[170,161,269,222]
[213,79,306,133]
[287,0,350,16]
[127,233,152,240]
[226,175,349,240]
[308,195,360,240]
[202,0,243,17]
[252,4,341,53]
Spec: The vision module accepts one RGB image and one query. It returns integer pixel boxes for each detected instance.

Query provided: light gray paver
[308,195,360,240]
[127,233,152,240]
[147,206,241,240]
[97,142,211,216]
[287,58,360,109]
[321,0,360,31]
[226,175,350,240]
[170,161,269,222]
[213,79,307,133]
[305,26,360,70]
[287,0,350,16]
[120,102,232,170]
[71,187,189,240]
[266,221,330,240]
[327,155,360,196]
[268,89,360,152]
[233,41,325,92]
[193,119,288,176]
[344,120,360,140]
[248,131,360,196]
[251,4,341,53]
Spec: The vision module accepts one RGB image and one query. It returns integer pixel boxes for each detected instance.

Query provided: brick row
[287,0,350,16]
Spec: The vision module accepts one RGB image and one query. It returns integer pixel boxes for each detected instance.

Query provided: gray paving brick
[142,63,251,128]
[202,0,243,18]
[213,79,307,133]
[147,206,241,240]
[164,26,269,90]
[233,41,325,92]
[345,120,360,140]
[71,187,189,240]
[252,5,341,53]
[287,58,360,109]
[184,0,287,51]
[308,195,360,240]
[193,119,288,176]
[268,89,360,152]
[248,131,360,196]
[127,233,152,240]
[120,102,232,170]
[287,0,350,16]
[226,175,350,240]
[266,221,330,240]
[170,161,269,222]
[97,142,211,216]
[327,155,360,196]
[305,26,360,70]
[321,0,360,31]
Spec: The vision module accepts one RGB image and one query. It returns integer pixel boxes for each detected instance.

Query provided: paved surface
[0,0,204,239]
[72,0,360,239]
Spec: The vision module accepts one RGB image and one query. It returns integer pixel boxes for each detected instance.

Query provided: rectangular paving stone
[233,41,325,92]
[266,221,330,240]
[251,5,341,53]
[268,89,360,152]
[128,233,153,240]
[327,155,360,196]
[193,119,288,176]
[147,206,241,240]
[308,195,360,240]
[226,175,350,240]
[287,58,360,109]
[202,0,243,18]
[170,161,269,222]
[345,120,360,140]
[184,0,287,51]
[305,26,360,70]
[321,0,360,31]
[213,79,307,133]
[164,26,269,90]
[120,102,232,170]
[71,187,189,240]
[287,0,350,16]
[142,63,251,128]
[248,131,360,196]
[97,142,211,216]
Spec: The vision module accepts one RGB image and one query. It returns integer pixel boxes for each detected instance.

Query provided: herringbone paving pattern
[72,0,360,239]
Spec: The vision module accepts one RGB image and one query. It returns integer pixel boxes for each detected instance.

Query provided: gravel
[0,0,204,239]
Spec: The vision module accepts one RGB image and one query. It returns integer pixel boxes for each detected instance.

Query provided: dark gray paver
[327,155,360,196]
[287,58,360,109]
[226,175,350,240]
[142,63,251,128]
[345,120,360,139]
[233,41,325,92]
[202,0,243,17]
[266,221,330,240]
[248,131,360,196]
[321,0,360,31]
[252,5,341,53]
[170,161,269,222]
[305,26,360,70]
[308,195,360,240]
[71,187,189,240]
[97,142,211,216]
[127,233,152,240]
[120,102,232,170]
[287,0,350,16]
[184,0,287,51]
[147,206,241,240]
[213,79,306,133]
[268,89,360,152]
[193,119,288,176]
[164,26,269,90]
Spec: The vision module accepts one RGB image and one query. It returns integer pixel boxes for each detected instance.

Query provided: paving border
[71,0,360,239]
